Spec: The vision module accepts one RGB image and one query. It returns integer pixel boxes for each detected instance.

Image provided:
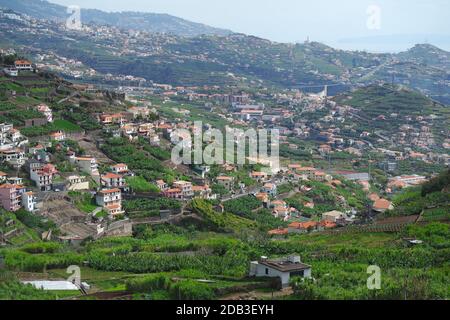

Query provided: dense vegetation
[390,170,450,219]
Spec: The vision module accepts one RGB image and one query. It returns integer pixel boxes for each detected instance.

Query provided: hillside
[390,170,450,222]
[0,0,232,37]
[1,8,449,103]
[334,84,448,118]
[397,44,450,70]
[333,84,450,146]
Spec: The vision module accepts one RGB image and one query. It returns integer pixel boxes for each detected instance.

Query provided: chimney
[288,255,301,264]
[260,256,268,262]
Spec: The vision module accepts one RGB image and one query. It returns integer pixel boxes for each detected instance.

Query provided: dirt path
[78,134,114,165]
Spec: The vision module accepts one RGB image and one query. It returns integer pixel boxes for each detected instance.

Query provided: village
[0,1,448,302]
[0,56,443,248]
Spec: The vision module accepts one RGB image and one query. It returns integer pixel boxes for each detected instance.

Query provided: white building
[322,210,346,222]
[110,163,129,175]
[67,175,90,191]
[249,256,312,288]
[70,155,99,176]
[21,191,36,212]
[173,181,194,198]
[36,104,53,123]
[96,188,124,216]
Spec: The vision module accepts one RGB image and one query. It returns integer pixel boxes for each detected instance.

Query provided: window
[265,268,269,275]
[290,270,305,278]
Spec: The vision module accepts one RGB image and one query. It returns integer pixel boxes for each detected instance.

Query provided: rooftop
[258,258,311,273]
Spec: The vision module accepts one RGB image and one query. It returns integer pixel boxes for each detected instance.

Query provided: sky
[49,0,450,52]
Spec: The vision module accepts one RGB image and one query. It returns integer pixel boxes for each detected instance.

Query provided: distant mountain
[397,44,450,70]
[332,84,450,148]
[0,0,232,37]
[334,84,447,118]
[1,8,449,104]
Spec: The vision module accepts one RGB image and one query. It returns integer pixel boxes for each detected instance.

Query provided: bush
[20,242,62,254]
[126,274,171,293]
[169,280,215,300]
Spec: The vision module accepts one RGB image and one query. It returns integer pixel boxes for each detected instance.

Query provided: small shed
[249,255,312,287]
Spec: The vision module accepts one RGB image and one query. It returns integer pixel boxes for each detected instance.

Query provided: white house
[3,67,18,77]
[322,210,345,222]
[262,183,277,196]
[14,60,33,71]
[172,181,194,198]
[101,173,126,189]
[70,155,99,175]
[67,175,89,191]
[110,163,129,175]
[249,256,312,288]
[21,191,36,212]
[36,104,53,123]
[96,188,124,216]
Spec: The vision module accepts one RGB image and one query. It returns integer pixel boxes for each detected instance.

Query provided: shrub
[126,274,171,293]
[169,280,215,300]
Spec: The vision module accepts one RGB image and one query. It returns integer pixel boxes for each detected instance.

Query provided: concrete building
[101,173,126,189]
[67,175,89,191]
[30,164,57,191]
[322,210,345,222]
[96,189,124,216]
[249,256,312,288]
[172,181,193,199]
[14,60,33,71]
[70,155,99,176]
[217,176,234,191]
[110,163,129,175]
[0,184,25,212]
[262,183,277,196]
[22,191,36,212]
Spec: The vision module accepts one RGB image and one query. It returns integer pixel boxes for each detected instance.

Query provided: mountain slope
[0,0,232,37]
[333,84,447,117]
[397,44,450,70]
[1,7,449,103]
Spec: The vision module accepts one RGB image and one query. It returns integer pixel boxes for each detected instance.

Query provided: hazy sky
[50,0,450,51]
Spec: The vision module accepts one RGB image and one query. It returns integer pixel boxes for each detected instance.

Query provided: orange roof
[373,199,392,210]
[99,188,121,194]
[320,220,337,229]
[289,221,318,229]
[297,167,316,172]
[217,176,233,181]
[0,184,24,189]
[251,171,267,177]
[106,204,121,210]
[255,193,269,201]
[268,228,288,236]
[15,60,32,65]
[192,186,210,192]
[369,193,380,202]
[102,173,122,179]
[166,188,182,193]
[0,171,7,177]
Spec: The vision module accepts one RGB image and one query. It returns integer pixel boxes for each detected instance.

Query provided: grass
[286,232,398,249]
[68,192,98,214]
[125,176,158,193]
[53,119,83,132]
